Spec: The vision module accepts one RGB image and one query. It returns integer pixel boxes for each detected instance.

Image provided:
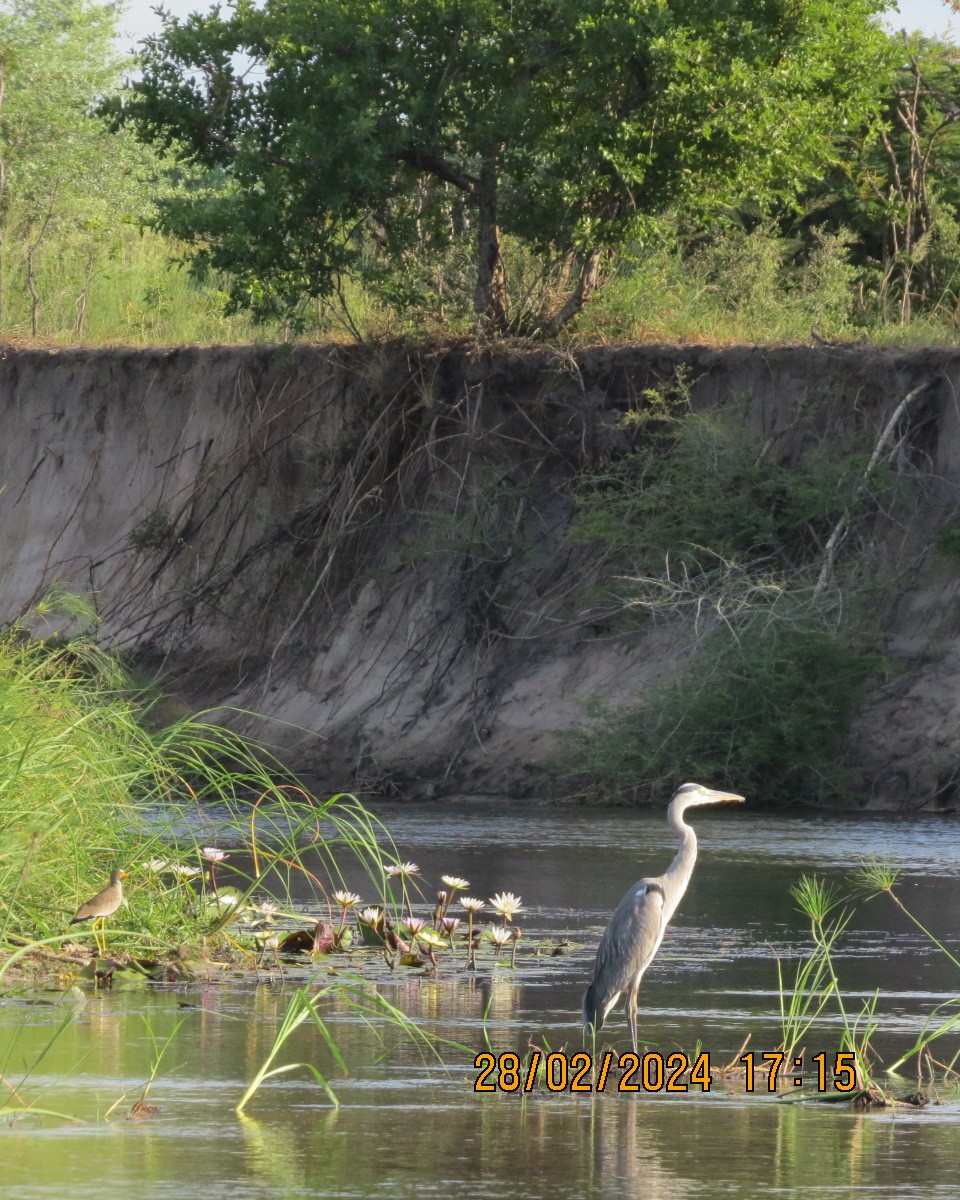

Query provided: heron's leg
[626,982,639,1053]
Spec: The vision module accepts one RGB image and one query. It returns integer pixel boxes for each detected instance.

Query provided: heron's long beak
[708,790,745,804]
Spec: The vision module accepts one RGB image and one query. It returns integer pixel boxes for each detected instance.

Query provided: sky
[117,1,960,51]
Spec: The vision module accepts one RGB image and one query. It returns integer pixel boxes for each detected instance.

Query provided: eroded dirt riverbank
[3,340,960,807]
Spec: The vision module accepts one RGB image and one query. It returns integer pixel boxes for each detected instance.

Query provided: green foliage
[105,0,895,332]
[935,513,960,559]
[570,406,871,581]
[129,505,176,553]
[559,404,893,806]
[576,217,870,342]
[0,598,393,952]
[0,0,168,334]
[794,35,960,325]
[559,618,882,807]
[0,0,343,344]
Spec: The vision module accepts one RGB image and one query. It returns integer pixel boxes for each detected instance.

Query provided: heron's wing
[583,879,666,1029]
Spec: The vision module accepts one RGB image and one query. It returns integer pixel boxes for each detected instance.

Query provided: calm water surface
[2,806,959,1198]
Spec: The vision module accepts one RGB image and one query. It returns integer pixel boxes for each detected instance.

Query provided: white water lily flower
[440,916,461,935]
[487,925,513,953]
[459,897,485,913]
[171,864,202,879]
[251,900,279,922]
[206,891,240,908]
[333,890,362,908]
[400,916,427,936]
[201,847,228,862]
[440,875,469,891]
[489,891,523,921]
[143,858,169,873]
[359,907,384,925]
[386,861,420,878]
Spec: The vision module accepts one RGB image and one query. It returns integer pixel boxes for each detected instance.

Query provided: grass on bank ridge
[0,595,394,967]
[8,223,960,350]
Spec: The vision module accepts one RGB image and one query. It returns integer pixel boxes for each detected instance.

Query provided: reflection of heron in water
[583,783,744,1050]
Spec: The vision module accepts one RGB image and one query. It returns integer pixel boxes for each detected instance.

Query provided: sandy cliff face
[2,340,959,807]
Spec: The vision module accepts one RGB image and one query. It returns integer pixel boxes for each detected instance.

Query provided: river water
[2,805,959,1198]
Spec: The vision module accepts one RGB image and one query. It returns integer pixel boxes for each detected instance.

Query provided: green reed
[781,861,960,1096]
[0,998,90,1123]
[780,875,879,1094]
[852,859,960,1079]
[0,597,396,969]
[236,977,472,1112]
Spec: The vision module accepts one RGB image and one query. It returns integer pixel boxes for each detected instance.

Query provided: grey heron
[582,782,744,1049]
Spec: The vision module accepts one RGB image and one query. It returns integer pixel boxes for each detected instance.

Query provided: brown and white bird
[71,869,128,954]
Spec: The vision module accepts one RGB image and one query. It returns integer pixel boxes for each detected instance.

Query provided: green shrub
[570,407,873,584]
[557,618,883,807]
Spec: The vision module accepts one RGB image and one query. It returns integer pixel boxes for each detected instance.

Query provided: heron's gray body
[583,879,665,1039]
[582,783,744,1049]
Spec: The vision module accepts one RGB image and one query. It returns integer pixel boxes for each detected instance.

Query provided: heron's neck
[662,802,698,921]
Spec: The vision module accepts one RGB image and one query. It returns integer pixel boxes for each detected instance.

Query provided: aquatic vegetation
[201,847,228,894]
[487,925,512,956]
[852,860,960,1080]
[385,861,421,920]
[440,916,461,949]
[459,897,486,970]
[489,892,524,922]
[778,861,960,1101]
[236,979,472,1113]
[386,862,420,878]
[0,598,400,976]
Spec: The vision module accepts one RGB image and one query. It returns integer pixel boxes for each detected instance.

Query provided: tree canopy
[0,0,163,333]
[110,0,896,333]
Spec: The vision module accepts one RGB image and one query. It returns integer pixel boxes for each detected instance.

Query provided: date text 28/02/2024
[473,1051,860,1094]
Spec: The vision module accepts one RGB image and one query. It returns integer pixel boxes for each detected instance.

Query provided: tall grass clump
[0,597,393,957]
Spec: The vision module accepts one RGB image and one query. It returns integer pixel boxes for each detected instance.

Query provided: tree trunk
[541,247,603,336]
[27,244,40,337]
[473,158,508,331]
